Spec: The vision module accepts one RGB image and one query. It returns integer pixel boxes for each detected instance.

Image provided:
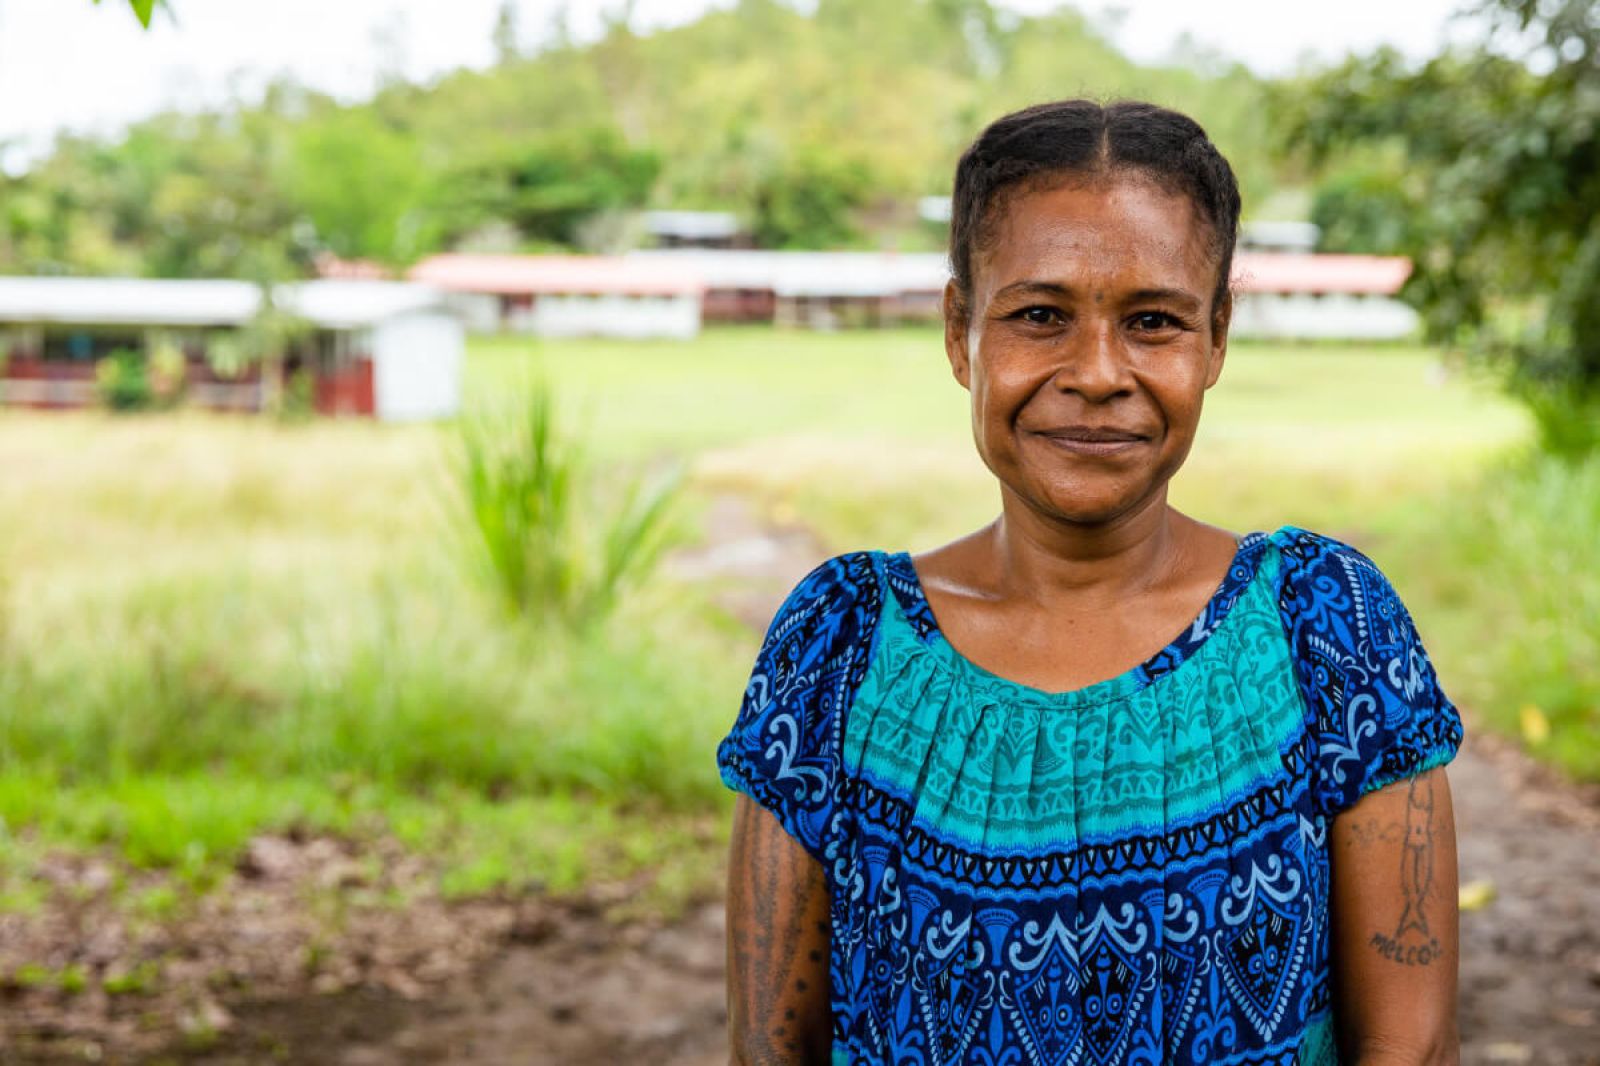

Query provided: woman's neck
[983,487,1196,609]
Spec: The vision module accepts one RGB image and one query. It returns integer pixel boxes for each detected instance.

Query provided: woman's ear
[1205,290,1232,389]
[943,279,972,390]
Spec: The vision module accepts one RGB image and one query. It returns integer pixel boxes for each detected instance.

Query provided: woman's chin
[1023,484,1163,527]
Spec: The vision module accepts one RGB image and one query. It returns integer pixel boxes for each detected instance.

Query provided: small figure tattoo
[1366,775,1443,967]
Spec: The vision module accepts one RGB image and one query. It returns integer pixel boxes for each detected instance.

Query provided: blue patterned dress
[716,526,1462,1066]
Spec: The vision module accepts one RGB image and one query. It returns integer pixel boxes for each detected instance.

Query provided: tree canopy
[24,0,1280,275]
[1278,0,1600,455]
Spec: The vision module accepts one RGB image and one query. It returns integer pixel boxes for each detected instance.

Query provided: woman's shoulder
[718,550,888,864]
[1268,524,1392,575]
[1265,524,1419,629]
[749,550,891,683]
[1262,525,1463,813]
[765,550,886,633]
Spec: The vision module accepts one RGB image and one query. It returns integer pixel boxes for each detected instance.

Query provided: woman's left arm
[1328,766,1460,1065]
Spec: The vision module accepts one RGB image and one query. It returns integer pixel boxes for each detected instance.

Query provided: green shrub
[279,367,317,421]
[456,381,682,628]
[1519,385,1600,461]
[1394,451,1600,779]
[95,348,153,412]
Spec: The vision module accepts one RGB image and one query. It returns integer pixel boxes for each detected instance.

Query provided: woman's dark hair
[948,99,1241,318]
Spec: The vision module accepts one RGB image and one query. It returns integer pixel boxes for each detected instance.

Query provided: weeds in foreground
[457,382,683,628]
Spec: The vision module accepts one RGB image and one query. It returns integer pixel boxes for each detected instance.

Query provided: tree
[53,0,1295,261]
[288,104,434,265]
[1278,1,1600,456]
[439,126,660,249]
[749,149,876,249]
[491,0,521,65]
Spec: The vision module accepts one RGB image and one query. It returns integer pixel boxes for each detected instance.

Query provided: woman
[718,99,1462,1065]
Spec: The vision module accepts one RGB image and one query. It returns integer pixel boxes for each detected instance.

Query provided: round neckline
[883,529,1275,707]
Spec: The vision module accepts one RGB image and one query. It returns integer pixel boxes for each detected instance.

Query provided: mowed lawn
[0,327,1559,917]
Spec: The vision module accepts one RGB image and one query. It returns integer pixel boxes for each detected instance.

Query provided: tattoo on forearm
[1366,775,1443,967]
[729,799,829,1061]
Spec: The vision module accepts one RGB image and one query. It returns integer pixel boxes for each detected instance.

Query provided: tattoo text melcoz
[1369,931,1443,966]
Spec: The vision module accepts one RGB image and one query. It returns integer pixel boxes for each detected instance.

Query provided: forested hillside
[0,0,1279,279]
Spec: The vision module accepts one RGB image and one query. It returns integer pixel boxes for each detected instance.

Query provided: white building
[1239,221,1322,254]
[642,210,746,249]
[1230,252,1419,341]
[0,278,463,420]
[626,250,950,327]
[408,254,704,340]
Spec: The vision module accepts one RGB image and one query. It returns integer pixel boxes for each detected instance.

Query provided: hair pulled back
[949,99,1241,317]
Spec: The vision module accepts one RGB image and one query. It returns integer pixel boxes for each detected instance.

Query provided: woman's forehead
[977,176,1216,299]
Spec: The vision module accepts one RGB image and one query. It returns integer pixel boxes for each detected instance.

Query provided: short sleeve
[715,551,882,865]
[1275,528,1464,817]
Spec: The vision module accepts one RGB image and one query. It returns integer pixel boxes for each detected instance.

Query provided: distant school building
[626,250,950,328]
[1229,253,1418,341]
[641,210,750,249]
[0,278,464,420]
[408,254,705,340]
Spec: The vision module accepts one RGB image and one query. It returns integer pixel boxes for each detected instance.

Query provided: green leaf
[93,0,157,28]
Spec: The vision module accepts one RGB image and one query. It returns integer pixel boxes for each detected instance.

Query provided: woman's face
[945,173,1230,528]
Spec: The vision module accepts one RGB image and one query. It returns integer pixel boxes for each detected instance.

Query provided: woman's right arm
[726,793,833,1066]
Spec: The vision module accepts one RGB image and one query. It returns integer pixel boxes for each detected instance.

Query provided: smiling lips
[1032,424,1150,456]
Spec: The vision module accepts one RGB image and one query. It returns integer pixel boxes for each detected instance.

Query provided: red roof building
[408,255,704,338]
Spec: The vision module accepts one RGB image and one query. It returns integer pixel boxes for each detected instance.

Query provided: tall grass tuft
[457,381,682,628]
[1392,450,1600,779]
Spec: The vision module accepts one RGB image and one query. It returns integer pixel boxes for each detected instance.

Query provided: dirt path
[1452,733,1600,1064]
[180,901,730,1066]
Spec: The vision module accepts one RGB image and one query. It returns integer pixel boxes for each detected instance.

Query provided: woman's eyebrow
[993,280,1072,300]
[1126,288,1203,313]
[993,281,1204,314]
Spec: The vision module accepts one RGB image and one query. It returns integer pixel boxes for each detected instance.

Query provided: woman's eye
[1017,306,1059,325]
[1129,311,1179,332]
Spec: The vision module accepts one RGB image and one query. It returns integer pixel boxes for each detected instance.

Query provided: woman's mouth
[1031,425,1150,456]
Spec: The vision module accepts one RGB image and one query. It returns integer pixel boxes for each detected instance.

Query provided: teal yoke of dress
[717,527,1463,1066]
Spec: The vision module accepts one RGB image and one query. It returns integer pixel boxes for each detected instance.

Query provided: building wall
[439,292,503,334]
[1231,292,1420,341]
[530,293,701,340]
[774,292,944,330]
[702,288,776,323]
[371,312,465,421]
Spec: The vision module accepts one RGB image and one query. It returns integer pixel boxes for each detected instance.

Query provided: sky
[0,0,1476,169]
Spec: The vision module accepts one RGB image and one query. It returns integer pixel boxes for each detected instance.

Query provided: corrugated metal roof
[409,254,704,296]
[1232,252,1412,295]
[286,281,451,328]
[0,277,449,328]
[627,250,950,296]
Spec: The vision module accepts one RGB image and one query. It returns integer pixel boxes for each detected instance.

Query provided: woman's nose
[1052,321,1134,401]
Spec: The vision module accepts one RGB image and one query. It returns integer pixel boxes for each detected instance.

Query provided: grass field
[4,325,1595,935]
